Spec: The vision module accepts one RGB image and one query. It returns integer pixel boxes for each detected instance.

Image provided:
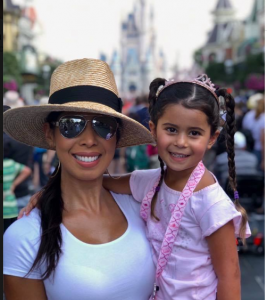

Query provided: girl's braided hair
[148,78,248,241]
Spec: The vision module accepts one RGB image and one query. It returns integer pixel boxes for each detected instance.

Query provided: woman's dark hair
[27,111,121,279]
[148,78,248,241]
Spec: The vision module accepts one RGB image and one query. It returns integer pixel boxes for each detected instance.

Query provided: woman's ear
[207,130,220,149]
[149,121,157,140]
[43,123,55,149]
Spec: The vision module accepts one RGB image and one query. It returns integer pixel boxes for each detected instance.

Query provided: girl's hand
[17,191,41,219]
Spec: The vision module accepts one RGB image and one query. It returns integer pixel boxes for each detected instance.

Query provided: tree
[3,52,22,92]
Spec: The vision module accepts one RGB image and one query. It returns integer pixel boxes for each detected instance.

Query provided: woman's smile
[72,152,102,168]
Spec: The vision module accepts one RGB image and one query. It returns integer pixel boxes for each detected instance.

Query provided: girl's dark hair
[27,111,121,279]
[148,78,248,241]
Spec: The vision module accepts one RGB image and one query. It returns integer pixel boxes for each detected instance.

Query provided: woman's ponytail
[27,163,64,279]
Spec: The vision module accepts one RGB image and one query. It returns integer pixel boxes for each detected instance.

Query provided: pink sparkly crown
[156,74,218,102]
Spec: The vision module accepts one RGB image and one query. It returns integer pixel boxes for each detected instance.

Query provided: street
[240,253,265,300]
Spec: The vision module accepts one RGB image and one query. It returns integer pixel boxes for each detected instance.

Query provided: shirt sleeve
[4,212,42,279]
[130,168,161,203]
[14,161,25,177]
[198,198,251,238]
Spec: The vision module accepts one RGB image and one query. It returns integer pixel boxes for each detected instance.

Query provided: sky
[14,0,255,70]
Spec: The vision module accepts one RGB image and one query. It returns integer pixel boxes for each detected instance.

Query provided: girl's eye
[189,131,201,136]
[166,127,177,133]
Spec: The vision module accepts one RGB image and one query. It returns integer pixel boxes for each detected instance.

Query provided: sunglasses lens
[59,117,86,138]
[92,116,117,140]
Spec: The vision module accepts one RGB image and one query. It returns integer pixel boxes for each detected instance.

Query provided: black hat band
[49,86,123,113]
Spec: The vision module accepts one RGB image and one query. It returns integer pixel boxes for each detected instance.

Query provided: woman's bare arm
[4,275,47,300]
[103,174,132,195]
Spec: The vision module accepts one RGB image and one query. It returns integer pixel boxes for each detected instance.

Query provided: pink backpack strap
[155,161,205,279]
[140,175,161,221]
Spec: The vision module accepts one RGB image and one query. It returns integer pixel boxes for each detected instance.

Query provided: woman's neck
[60,173,108,213]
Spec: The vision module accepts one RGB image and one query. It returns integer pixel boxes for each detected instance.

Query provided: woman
[3,58,155,300]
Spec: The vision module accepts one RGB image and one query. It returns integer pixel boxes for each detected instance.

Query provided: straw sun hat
[3,58,155,149]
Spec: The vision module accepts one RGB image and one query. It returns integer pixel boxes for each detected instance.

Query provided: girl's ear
[207,130,220,149]
[43,123,55,149]
[149,121,157,140]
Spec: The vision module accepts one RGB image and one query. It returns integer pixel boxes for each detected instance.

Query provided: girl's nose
[174,133,187,148]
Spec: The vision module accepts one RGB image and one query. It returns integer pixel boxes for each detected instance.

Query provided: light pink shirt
[130,168,251,300]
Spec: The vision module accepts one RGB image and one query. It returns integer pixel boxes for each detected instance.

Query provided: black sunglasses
[52,115,118,140]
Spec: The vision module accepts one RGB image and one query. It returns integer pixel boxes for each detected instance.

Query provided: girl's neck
[164,164,199,192]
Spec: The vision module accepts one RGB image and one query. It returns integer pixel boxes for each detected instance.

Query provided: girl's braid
[217,89,248,242]
[151,156,165,221]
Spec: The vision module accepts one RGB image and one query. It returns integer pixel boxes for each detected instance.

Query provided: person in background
[214,131,260,189]
[125,112,150,172]
[242,95,265,166]
[134,95,150,130]
[3,133,34,211]
[3,90,24,109]
[3,99,34,211]
[249,98,265,168]
[4,137,32,232]
[33,147,50,190]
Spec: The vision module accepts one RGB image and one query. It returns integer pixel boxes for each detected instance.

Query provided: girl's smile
[150,104,219,176]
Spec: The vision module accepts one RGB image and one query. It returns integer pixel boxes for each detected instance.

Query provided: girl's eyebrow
[162,123,205,132]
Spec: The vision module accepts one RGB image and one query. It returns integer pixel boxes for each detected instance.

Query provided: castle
[107,0,167,99]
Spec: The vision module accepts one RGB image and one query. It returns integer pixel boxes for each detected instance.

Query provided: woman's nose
[79,122,98,147]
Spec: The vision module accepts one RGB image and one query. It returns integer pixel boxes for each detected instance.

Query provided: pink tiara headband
[156,74,219,102]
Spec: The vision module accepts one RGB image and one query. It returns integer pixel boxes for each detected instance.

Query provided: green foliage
[204,53,264,87]
[3,52,23,88]
[193,48,204,67]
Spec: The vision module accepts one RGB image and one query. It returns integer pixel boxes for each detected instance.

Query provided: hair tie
[155,186,161,192]
[234,190,239,200]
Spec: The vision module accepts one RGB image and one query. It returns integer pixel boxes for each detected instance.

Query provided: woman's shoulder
[110,192,141,216]
[4,208,41,241]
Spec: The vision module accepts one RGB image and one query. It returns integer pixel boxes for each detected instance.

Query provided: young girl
[104,74,251,300]
[21,74,251,300]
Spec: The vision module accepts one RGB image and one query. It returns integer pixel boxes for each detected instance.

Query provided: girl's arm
[103,174,132,195]
[4,275,47,300]
[11,166,32,193]
[206,221,241,300]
